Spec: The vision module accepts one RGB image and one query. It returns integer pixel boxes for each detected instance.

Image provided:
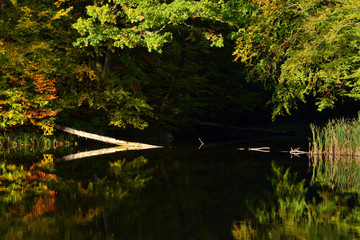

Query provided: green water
[1,138,360,240]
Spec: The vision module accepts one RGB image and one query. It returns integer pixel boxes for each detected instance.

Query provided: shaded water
[1,137,360,239]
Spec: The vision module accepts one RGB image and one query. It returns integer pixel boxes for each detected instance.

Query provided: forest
[2,0,360,136]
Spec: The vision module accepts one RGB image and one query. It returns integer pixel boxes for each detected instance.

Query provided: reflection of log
[289,148,308,157]
[55,125,162,148]
[58,145,160,161]
[238,147,271,152]
[248,147,270,152]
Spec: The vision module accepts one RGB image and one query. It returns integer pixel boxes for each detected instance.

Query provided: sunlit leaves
[51,6,73,20]
[0,43,58,132]
[234,0,360,119]
[72,0,233,52]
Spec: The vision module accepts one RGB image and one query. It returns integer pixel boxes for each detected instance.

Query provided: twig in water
[198,138,204,149]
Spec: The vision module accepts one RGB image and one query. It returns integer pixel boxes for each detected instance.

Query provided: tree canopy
[233,0,360,119]
[1,0,359,134]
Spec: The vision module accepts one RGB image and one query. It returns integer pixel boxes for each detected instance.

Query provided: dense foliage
[234,0,360,119]
[1,0,360,133]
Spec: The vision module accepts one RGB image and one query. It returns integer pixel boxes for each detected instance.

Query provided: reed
[310,113,360,158]
[310,114,360,193]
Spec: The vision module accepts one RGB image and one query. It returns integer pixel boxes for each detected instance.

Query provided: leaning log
[55,125,162,148]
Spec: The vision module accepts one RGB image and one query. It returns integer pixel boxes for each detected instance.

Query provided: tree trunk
[103,40,113,76]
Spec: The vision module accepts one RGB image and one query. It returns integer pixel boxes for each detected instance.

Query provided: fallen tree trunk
[55,125,162,148]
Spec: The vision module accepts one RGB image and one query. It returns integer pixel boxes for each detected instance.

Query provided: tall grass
[310,113,360,193]
[310,113,360,158]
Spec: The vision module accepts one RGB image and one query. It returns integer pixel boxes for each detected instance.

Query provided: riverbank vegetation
[310,114,360,157]
[308,114,360,192]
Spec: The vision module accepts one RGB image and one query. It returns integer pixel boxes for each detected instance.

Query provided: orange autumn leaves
[0,45,58,133]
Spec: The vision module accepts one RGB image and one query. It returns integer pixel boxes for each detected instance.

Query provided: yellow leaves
[73,64,98,82]
[52,6,73,20]
[28,42,52,52]
[17,7,45,33]
[252,0,285,18]
[9,0,18,7]
[20,6,33,15]
[0,41,5,56]
[17,17,38,32]
[233,27,266,65]
[54,0,70,8]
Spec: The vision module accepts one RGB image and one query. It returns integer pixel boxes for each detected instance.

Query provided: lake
[1,135,360,239]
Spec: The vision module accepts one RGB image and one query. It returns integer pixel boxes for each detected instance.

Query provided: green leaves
[72,0,234,52]
[234,0,360,119]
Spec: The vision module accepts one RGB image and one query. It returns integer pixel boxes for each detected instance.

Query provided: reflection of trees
[232,162,360,240]
[0,154,57,203]
[0,156,152,240]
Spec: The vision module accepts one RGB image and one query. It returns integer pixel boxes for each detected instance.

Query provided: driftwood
[58,145,159,161]
[238,146,309,156]
[55,125,162,149]
[198,138,205,149]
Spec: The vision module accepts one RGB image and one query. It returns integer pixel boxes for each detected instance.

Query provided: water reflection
[0,155,152,239]
[3,139,360,240]
[1,142,274,239]
[311,154,360,193]
[233,161,360,240]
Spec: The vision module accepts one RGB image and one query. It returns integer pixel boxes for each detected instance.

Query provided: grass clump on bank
[309,114,360,193]
[310,113,360,157]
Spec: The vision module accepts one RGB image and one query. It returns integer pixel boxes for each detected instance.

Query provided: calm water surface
[1,137,360,239]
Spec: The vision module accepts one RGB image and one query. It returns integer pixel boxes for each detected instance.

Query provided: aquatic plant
[310,113,360,157]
